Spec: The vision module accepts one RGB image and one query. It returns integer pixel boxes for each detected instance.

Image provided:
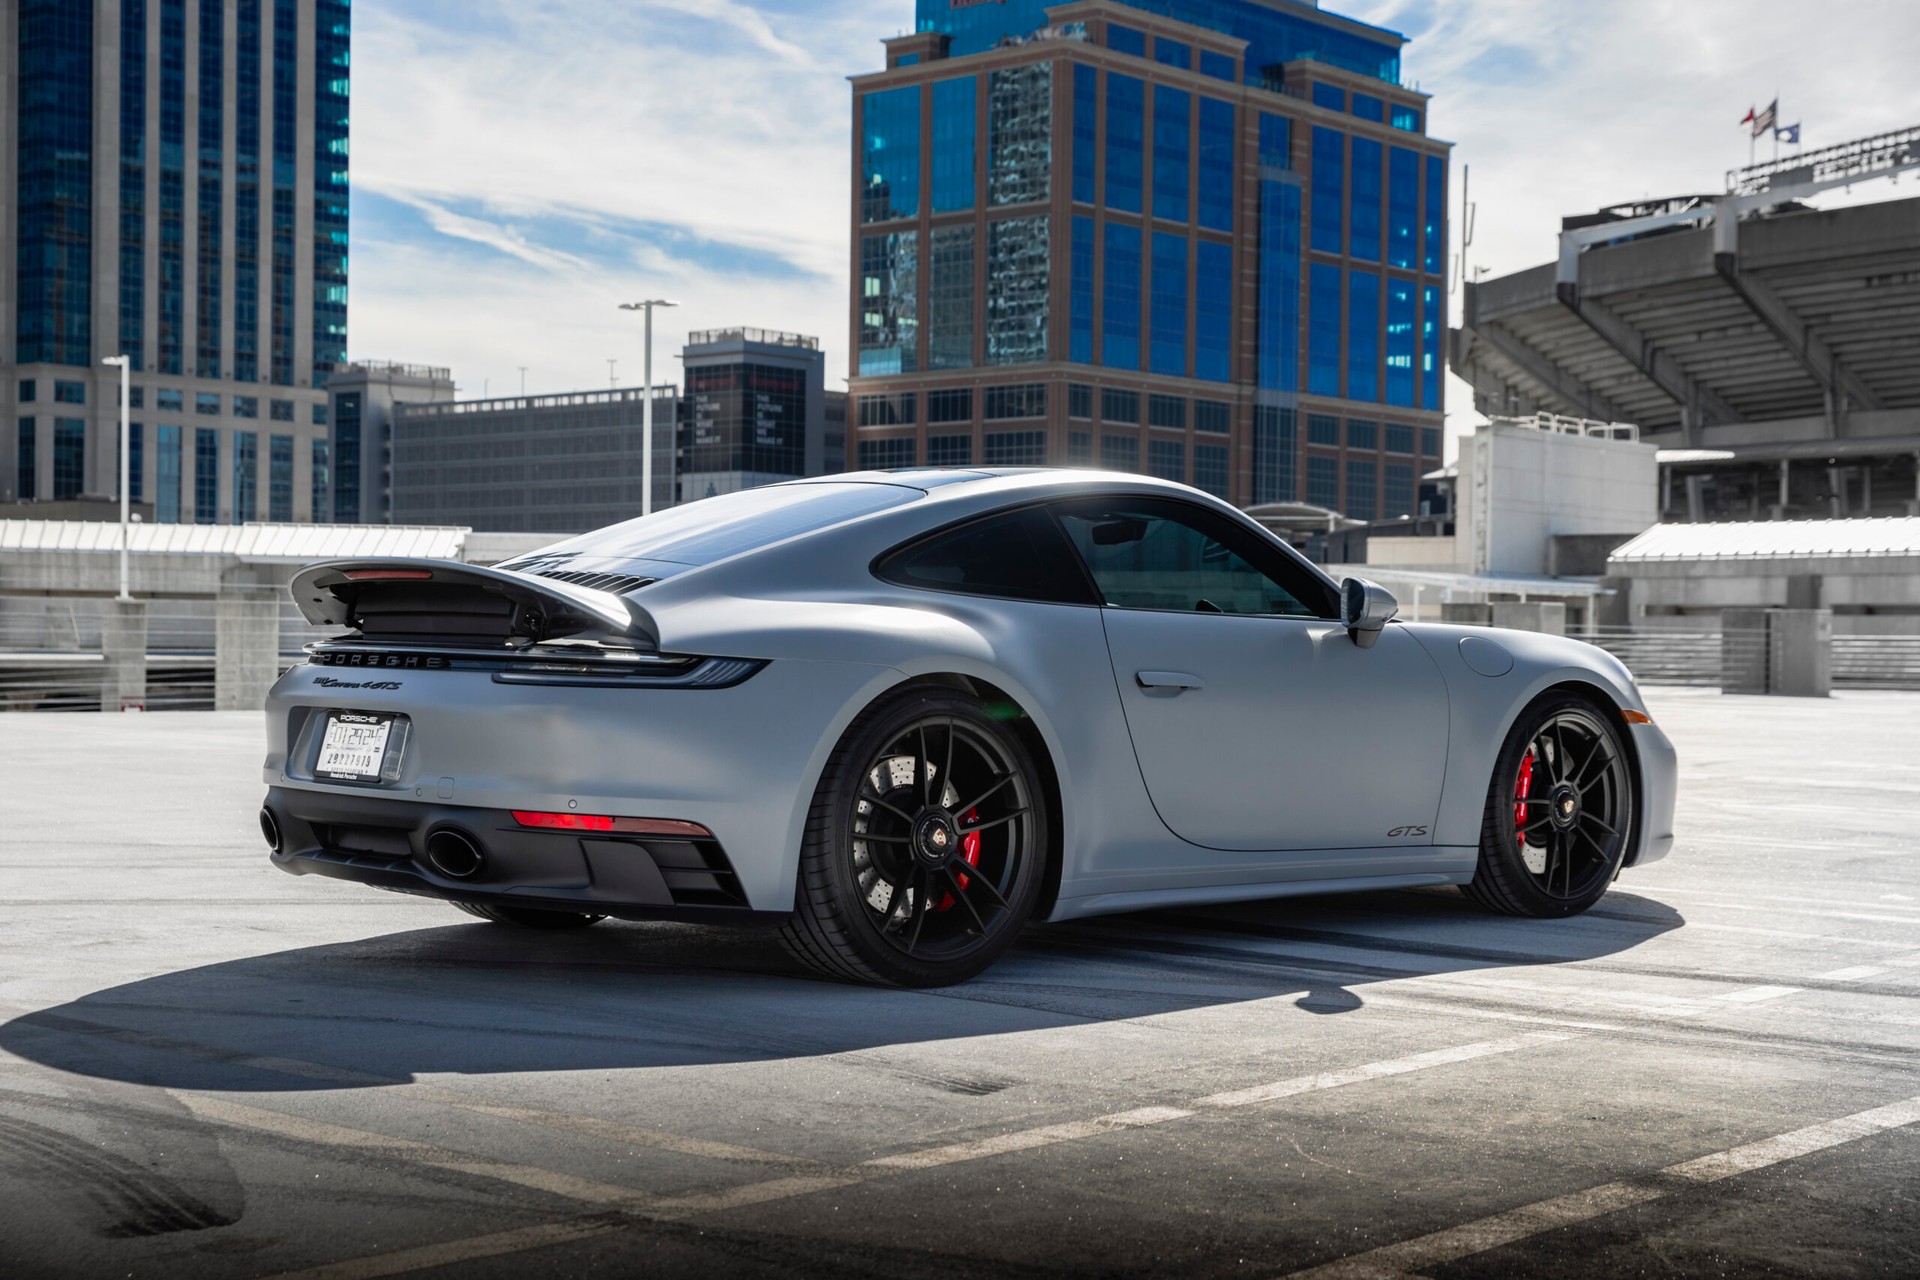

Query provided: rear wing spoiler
[289,558,660,648]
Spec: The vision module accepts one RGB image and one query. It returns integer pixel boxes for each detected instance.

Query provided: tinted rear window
[504,484,918,571]
[876,507,1098,605]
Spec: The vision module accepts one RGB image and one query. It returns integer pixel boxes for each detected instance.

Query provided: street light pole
[101,355,133,601]
[619,299,679,516]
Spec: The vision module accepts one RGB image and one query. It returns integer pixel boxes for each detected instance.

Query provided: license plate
[315,711,398,783]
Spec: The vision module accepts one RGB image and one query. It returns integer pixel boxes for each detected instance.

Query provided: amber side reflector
[1621,710,1653,725]
[512,811,713,839]
[344,569,434,581]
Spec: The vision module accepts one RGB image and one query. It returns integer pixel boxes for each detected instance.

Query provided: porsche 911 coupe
[260,468,1677,986]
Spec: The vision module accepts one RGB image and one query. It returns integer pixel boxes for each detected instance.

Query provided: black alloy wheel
[452,902,607,929]
[1464,692,1634,918]
[780,685,1047,986]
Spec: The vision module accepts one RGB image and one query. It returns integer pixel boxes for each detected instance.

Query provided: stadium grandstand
[1451,125,1920,523]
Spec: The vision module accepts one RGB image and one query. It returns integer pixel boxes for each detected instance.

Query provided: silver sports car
[261,468,1677,987]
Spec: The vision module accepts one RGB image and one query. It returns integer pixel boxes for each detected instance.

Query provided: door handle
[1135,670,1205,691]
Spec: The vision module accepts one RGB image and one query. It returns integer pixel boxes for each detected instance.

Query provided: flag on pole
[1752,99,1777,137]
[1740,106,1756,129]
[1775,122,1800,145]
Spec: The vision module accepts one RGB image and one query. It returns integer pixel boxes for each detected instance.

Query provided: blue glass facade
[313,0,351,383]
[1308,262,1341,396]
[1148,232,1186,376]
[1310,127,1343,255]
[1070,216,1095,365]
[1346,270,1379,402]
[270,433,294,520]
[234,0,263,384]
[156,425,182,523]
[1072,65,1097,204]
[1195,241,1232,383]
[1151,87,1189,223]
[1385,277,1416,407]
[271,0,297,385]
[16,1,93,366]
[194,426,219,523]
[1257,180,1301,392]
[862,85,921,222]
[930,77,976,212]
[120,0,147,371]
[1102,223,1141,371]
[1197,98,1235,231]
[162,0,188,376]
[1349,136,1381,263]
[1105,74,1144,213]
[197,0,224,379]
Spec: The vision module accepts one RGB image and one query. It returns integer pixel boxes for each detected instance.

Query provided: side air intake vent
[536,569,657,595]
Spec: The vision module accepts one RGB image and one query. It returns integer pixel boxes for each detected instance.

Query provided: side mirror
[1339,577,1398,649]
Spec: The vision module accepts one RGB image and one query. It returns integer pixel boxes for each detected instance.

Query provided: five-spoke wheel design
[1466,693,1634,917]
[780,686,1046,986]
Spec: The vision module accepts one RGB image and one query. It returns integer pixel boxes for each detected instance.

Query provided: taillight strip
[511,811,713,839]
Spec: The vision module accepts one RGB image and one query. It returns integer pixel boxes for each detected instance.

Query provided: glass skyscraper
[2,0,347,522]
[849,0,1447,514]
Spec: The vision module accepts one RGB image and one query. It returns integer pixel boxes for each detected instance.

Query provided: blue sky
[349,0,1920,435]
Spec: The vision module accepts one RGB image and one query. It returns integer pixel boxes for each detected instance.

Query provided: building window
[1388,147,1419,270]
[1350,136,1382,263]
[310,437,330,520]
[858,392,917,427]
[1254,404,1296,504]
[157,389,183,412]
[1148,394,1186,431]
[1306,455,1338,510]
[858,437,916,469]
[234,395,259,419]
[1194,443,1229,498]
[1069,430,1092,463]
[1424,154,1446,276]
[1422,284,1443,411]
[984,384,1046,420]
[1347,419,1378,451]
[156,425,181,523]
[861,85,920,222]
[1198,98,1235,232]
[1072,65,1097,205]
[1195,400,1230,434]
[1257,179,1302,391]
[127,386,142,409]
[15,420,36,501]
[1308,264,1342,397]
[984,430,1046,465]
[333,391,361,522]
[197,0,224,380]
[1391,104,1422,132]
[1070,216,1095,365]
[54,380,85,405]
[1311,127,1344,255]
[311,0,350,383]
[1101,434,1139,471]
[1152,86,1189,223]
[931,76,977,214]
[196,392,221,415]
[270,434,293,521]
[18,381,36,403]
[1352,93,1384,122]
[1346,458,1377,521]
[1421,427,1441,458]
[53,419,86,500]
[1384,463,1414,519]
[233,430,258,523]
[270,398,294,422]
[1386,278,1417,407]
[1149,232,1188,377]
[194,427,220,523]
[1102,223,1142,370]
[127,423,143,502]
[1068,384,1093,419]
[1200,50,1236,82]
[986,216,1050,365]
[1154,38,1191,69]
[1148,439,1185,483]
[1105,74,1144,214]
[1385,422,1414,454]
[313,401,329,426]
[1107,23,1145,57]
[928,226,976,371]
[988,63,1051,207]
[1101,387,1140,426]
[928,434,973,466]
[1312,83,1345,111]
[1347,271,1380,403]
[1307,414,1340,447]
[859,232,919,375]
[16,2,93,366]
[926,388,973,424]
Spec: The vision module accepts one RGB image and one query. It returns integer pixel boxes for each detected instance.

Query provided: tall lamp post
[618,299,678,516]
[100,355,133,601]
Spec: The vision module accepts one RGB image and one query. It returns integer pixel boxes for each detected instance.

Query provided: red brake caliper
[935,807,982,912]
[1513,750,1535,844]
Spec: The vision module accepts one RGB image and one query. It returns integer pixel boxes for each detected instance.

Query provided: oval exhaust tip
[425,829,485,880]
[259,807,283,854]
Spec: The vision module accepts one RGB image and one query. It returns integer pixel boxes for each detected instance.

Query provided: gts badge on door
[1387,825,1429,838]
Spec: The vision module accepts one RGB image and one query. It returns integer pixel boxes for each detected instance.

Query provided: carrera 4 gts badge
[1387,825,1428,838]
[314,677,403,690]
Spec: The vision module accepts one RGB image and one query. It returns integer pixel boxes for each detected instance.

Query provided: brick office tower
[848,0,1448,516]
[2,0,349,523]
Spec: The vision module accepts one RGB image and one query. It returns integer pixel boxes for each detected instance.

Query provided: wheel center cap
[915,814,957,864]
[1549,783,1580,829]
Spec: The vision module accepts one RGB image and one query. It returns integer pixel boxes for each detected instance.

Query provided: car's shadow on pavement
[0,888,1684,1094]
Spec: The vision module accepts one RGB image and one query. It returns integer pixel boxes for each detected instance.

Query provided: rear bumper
[263,787,789,923]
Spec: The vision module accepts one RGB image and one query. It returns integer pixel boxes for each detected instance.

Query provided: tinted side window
[1054,497,1336,618]
[877,507,1099,605]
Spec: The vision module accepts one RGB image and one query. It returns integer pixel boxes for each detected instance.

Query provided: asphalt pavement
[1,689,1916,1277]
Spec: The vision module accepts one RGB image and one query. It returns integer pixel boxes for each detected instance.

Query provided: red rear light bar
[344,569,435,581]
[512,811,713,839]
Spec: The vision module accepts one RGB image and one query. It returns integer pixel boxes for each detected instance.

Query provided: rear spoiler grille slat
[290,558,658,649]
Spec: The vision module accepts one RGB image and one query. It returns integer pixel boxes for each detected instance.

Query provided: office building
[388,387,678,534]
[678,327,847,503]
[848,0,1448,513]
[2,0,349,523]
[325,361,457,523]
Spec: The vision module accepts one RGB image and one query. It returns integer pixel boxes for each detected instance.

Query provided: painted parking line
[266,1216,629,1280]
[1814,964,1892,982]
[1282,1093,1920,1279]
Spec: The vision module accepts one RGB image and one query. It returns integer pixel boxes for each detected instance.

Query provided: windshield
[500,482,920,573]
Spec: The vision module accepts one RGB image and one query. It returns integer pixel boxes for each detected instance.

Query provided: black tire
[1462,691,1634,918]
[452,902,606,930]
[778,685,1048,987]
